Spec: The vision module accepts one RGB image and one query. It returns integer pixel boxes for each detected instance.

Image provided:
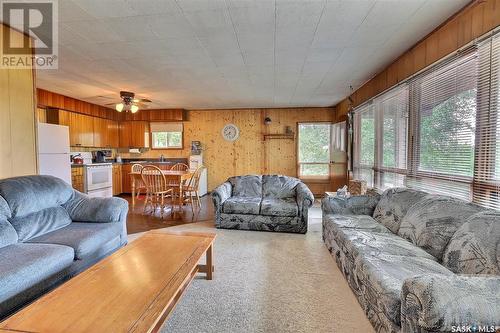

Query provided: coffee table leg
[206,244,213,280]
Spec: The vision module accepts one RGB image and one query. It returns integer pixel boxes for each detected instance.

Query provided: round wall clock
[222,123,240,142]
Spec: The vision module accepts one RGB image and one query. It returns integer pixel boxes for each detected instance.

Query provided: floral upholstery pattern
[322,189,500,333]
[260,198,298,217]
[398,195,482,260]
[322,194,380,215]
[443,210,500,275]
[212,175,313,234]
[222,197,261,215]
[401,275,500,333]
[373,188,428,233]
[228,175,262,197]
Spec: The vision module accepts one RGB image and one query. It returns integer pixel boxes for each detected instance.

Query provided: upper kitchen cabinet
[93,117,119,148]
[47,109,94,147]
[119,121,150,148]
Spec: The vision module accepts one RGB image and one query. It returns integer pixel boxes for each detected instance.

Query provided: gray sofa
[322,187,500,333]
[212,175,314,233]
[0,175,128,318]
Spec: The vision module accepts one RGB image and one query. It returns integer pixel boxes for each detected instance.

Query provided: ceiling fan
[105,91,152,113]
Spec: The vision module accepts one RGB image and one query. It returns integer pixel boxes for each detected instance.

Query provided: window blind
[407,49,478,200]
[353,104,375,186]
[150,122,183,132]
[374,85,409,189]
[473,33,500,209]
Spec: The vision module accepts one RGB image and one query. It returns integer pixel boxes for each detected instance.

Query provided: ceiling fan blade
[133,98,152,103]
[104,102,117,106]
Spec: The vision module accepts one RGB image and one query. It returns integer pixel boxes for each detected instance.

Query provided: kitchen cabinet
[47,110,94,147]
[93,118,119,148]
[119,121,150,148]
[121,164,132,193]
[71,167,84,193]
[112,164,122,195]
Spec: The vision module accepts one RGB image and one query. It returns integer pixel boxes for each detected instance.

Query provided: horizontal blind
[473,33,500,209]
[353,103,375,187]
[408,48,478,200]
[150,122,183,132]
[374,85,409,190]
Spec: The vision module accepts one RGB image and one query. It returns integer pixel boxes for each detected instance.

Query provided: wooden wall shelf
[263,134,295,141]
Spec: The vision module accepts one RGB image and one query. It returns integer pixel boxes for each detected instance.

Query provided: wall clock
[222,124,240,142]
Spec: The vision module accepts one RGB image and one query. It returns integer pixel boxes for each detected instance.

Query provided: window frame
[296,122,333,181]
[150,123,184,150]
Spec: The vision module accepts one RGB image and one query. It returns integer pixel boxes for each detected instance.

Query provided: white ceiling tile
[37,0,470,109]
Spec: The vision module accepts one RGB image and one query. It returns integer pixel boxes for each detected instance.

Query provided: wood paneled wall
[121,108,335,191]
[37,89,185,122]
[334,0,500,118]
[37,89,121,121]
[0,24,37,179]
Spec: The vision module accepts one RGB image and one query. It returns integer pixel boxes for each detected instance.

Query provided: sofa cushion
[228,175,262,197]
[443,211,500,275]
[9,206,72,242]
[262,175,300,198]
[354,254,453,326]
[0,243,74,304]
[260,198,298,217]
[322,194,381,216]
[0,175,73,218]
[28,222,123,260]
[373,188,428,233]
[324,214,391,233]
[398,195,483,260]
[0,195,17,249]
[223,197,261,215]
[339,229,437,262]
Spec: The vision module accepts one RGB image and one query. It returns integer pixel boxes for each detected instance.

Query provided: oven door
[85,165,112,192]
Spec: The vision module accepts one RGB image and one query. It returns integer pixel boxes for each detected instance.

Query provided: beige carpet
[129,207,374,333]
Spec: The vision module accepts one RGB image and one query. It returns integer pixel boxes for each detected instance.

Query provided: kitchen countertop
[71,158,188,167]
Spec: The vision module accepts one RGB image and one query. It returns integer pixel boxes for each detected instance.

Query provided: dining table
[129,169,193,209]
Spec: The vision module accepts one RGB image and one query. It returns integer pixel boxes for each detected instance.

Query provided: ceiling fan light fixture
[131,105,139,113]
[115,103,124,112]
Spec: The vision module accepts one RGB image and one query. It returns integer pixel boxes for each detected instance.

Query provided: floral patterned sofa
[322,188,500,333]
[212,175,314,233]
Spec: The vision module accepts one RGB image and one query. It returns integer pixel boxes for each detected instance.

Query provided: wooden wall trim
[334,0,500,118]
[37,89,186,122]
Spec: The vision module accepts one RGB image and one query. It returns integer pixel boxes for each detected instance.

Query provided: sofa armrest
[321,193,380,215]
[401,274,500,333]
[296,183,314,215]
[211,182,232,211]
[63,191,128,224]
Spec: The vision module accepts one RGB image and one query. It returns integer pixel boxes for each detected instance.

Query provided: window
[353,86,408,189]
[298,123,331,179]
[474,34,500,209]
[409,51,478,200]
[150,122,183,149]
[352,33,500,210]
[353,104,375,186]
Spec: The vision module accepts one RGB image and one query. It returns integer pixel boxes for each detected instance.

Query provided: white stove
[72,152,113,198]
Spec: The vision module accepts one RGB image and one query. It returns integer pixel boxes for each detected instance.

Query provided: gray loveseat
[322,187,500,333]
[212,175,314,233]
[0,175,128,318]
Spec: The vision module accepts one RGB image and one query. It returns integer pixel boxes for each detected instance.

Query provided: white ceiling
[36,0,469,110]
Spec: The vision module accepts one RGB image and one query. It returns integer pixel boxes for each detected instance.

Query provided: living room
[0,0,499,332]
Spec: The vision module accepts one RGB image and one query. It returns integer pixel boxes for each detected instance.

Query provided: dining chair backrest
[170,163,189,171]
[131,163,144,173]
[190,166,204,190]
[141,165,167,194]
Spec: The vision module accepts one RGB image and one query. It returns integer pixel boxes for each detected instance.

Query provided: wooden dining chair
[180,166,204,212]
[131,164,147,199]
[170,163,189,171]
[141,165,174,218]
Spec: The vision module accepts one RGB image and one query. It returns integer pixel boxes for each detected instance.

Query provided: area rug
[130,207,374,333]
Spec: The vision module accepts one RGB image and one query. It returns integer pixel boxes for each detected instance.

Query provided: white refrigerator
[37,123,72,185]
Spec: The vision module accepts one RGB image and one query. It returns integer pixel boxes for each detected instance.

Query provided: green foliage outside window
[298,124,330,176]
[152,131,182,148]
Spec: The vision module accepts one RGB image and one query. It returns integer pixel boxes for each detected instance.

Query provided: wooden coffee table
[0,231,216,333]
